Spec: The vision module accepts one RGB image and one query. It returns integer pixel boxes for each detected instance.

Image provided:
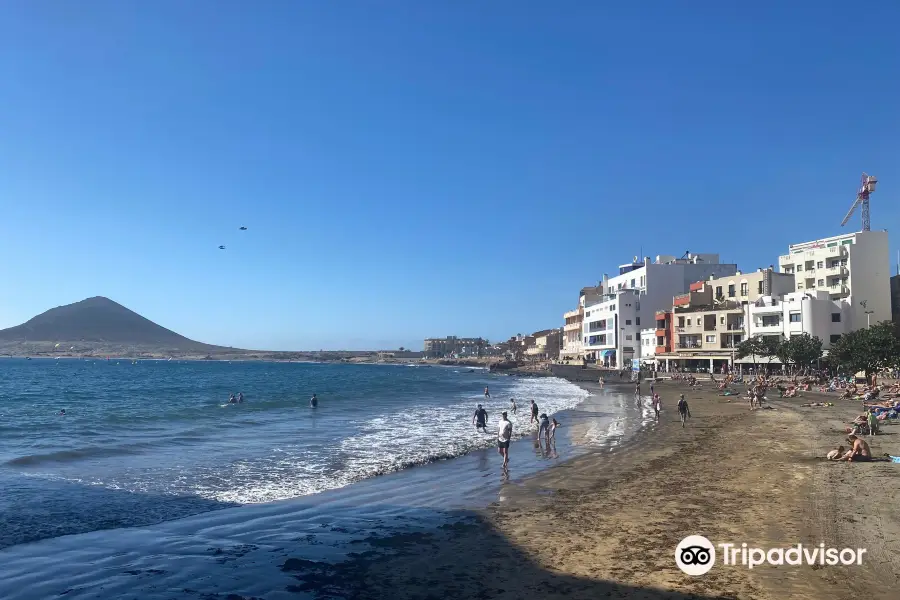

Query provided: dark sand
[273,378,900,600]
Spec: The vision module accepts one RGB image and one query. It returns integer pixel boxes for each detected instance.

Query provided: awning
[600,350,615,357]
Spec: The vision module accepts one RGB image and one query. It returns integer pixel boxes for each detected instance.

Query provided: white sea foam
[198,377,589,504]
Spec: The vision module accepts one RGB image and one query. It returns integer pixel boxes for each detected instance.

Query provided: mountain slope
[0,297,220,351]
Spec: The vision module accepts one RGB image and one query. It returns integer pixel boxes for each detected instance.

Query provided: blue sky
[1,1,899,351]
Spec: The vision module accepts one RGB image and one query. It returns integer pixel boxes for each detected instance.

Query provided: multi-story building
[560,286,602,361]
[581,253,738,367]
[423,336,486,358]
[654,267,794,371]
[778,231,891,331]
[525,329,562,360]
[749,290,838,348]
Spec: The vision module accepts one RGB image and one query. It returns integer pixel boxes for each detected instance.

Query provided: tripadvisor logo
[675,536,867,575]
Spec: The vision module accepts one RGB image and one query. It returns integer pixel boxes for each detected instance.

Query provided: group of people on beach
[475,387,560,470]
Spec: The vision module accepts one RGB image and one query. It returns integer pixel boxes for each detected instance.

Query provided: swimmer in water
[228,394,237,404]
[310,393,318,408]
[58,409,66,416]
[238,392,244,403]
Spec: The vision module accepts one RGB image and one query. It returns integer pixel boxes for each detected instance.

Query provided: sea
[0,358,651,599]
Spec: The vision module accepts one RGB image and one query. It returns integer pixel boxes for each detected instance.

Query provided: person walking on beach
[652,394,661,420]
[473,404,489,433]
[598,376,604,389]
[498,411,512,469]
[509,398,518,414]
[484,386,491,399]
[530,400,539,424]
[677,394,691,427]
[649,382,655,397]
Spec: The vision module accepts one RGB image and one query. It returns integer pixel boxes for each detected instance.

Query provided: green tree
[827,321,900,378]
[737,335,782,371]
[775,333,824,372]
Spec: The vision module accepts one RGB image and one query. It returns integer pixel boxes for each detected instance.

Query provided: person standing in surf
[530,399,539,424]
[484,386,491,399]
[509,398,518,414]
[498,411,512,469]
[310,393,318,408]
[473,404,489,433]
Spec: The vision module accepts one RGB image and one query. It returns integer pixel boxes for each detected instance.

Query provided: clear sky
[1,1,899,351]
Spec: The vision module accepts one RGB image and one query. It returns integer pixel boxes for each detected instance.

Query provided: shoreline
[4,378,899,598]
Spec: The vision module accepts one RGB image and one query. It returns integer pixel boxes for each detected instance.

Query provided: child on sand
[826,445,845,460]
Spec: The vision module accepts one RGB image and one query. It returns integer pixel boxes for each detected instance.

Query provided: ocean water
[0,358,590,549]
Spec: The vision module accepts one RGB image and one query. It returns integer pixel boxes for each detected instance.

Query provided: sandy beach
[4,376,900,599]
[270,378,900,600]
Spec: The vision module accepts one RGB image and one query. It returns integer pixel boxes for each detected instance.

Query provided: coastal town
[424,179,900,375]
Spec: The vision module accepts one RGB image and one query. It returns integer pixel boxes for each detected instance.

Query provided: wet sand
[6,380,900,599]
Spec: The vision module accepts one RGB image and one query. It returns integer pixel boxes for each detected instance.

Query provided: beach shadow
[276,507,732,600]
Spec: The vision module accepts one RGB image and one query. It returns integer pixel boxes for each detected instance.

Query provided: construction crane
[841,173,878,231]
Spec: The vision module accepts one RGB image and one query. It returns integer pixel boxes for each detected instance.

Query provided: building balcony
[829,286,850,297]
[753,323,783,334]
[564,308,582,319]
[676,342,703,349]
[752,302,781,314]
[824,265,848,277]
[673,294,691,306]
[564,322,582,332]
[656,346,671,354]
[655,328,667,338]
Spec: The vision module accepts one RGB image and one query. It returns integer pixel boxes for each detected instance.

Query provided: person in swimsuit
[509,398,517,414]
[497,412,512,469]
[550,417,560,443]
[530,400,539,424]
[653,394,661,420]
[237,392,244,403]
[841,435,872,462]
[484,386,491,398]
[310,394,318,408]
[473,404,489,432]
[538,413,550,444]
[228,394,237,404]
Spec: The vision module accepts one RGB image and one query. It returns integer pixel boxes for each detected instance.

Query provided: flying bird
[239,226,247,231]
[218,245,226,250]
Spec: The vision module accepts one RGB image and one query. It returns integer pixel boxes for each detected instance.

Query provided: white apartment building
[560,286,602,361]
[639,327,658,364]
[748,290,845,356]
[582,253,738,367]
[778,230,891,332]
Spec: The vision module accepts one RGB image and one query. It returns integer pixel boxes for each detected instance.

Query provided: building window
[830,334,841,343]
[740,283,748,296]
[630,279,635,288]
[840,259,847,266]
[625,319,632,325]
[640,276,645,286]
[625,334,633,341]
[720,316,725,324]
[817,261,823,269]
[636,302,640,310]
[715,286,723,298]
[761,315,780,327]
[678,317,685,327]
[728,284,735,297]
[789,313,801,323]
[686,318,691,326]
[818,279,824,287]
[636,317,641,326]
[706,335,716,343]
[832,313,841,322]
[827,242,838,248]
[758,281,764,294]
[797,264,802,271]
[842,239,853,245]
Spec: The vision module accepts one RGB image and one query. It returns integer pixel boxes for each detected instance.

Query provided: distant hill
[0,297,221,352]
